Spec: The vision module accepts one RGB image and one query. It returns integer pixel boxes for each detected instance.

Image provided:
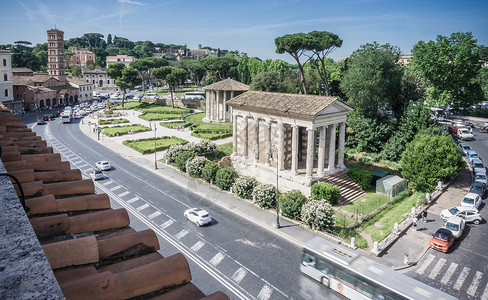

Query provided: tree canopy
[411,32,483,109]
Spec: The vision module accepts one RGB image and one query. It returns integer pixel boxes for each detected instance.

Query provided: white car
[472,159,486,174]
[89,169,104,181]
[443,216,465,239]
[184,208,212,227]
[460,192,482,209]
[95,160,111,171]
[440,206,482,225]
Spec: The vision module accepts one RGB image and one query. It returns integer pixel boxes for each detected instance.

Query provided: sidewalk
[80,111,472,269]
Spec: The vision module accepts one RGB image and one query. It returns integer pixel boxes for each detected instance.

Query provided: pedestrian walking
[412,216,418,231]
[421,210,427,222]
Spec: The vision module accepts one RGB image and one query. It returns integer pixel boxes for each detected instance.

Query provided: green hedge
[279,190,307,220]
[122,136,188,154]
[102,125,151,137]
[215,167,238,190]
[99,118,130,125]
[175,151,196,172]
[311,182,340,205]
[201,162,221,183]
[347,167,374,190]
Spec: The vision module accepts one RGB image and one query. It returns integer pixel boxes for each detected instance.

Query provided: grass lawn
[359,191,422,242]
[139,113,183,121]
[102,124,151,137]
[99,118,130,125]
[159,121,192,129]
[184,113,233,140]
[123,136,188,154]
[217,142,233,157]
[342,191,390,216]
[112,101,148,110]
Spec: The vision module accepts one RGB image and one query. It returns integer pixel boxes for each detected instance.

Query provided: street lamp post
[154,123,157,169]
[271,146,280,228]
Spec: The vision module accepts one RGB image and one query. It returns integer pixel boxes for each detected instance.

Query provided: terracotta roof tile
[203,78,249,91]
[0,103,229,299]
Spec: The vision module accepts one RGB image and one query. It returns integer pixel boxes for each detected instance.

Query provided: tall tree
[153,66,187,108]
[82,33,104,50]
[411,32,483,109]
[275,33,314,94]
[107,64,141,108]
[107,34,112,45]
[308,31,343,96]
[249,71,281,92]
[340,42,402,118]
[130,57,168,92]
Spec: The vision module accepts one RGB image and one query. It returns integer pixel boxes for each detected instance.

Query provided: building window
[5,89,8,97]
[3,59,6,66]
[4,74,7,81]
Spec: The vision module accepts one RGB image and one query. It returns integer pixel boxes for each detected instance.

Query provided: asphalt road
[403,125,488,299]
[27,112,344,300]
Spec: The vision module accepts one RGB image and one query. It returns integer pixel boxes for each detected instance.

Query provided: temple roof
[203,78,249,91]
[227,91,354,120]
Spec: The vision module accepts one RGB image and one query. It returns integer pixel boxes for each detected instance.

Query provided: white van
[61,112,72,123]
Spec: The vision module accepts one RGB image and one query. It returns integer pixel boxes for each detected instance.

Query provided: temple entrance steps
[319,171,365,205]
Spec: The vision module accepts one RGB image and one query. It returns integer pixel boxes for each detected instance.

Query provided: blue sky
[1,0,487,63]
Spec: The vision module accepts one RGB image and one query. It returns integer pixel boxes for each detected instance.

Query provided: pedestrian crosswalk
[416,253,487,299]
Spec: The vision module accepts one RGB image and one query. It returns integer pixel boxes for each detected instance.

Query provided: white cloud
[118,0,146,6]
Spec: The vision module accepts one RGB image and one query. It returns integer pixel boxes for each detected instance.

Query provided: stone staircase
[319,171,365,205]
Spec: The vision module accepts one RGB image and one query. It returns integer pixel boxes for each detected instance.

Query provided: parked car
[443,216,465,239]
[430,228,455,253]
[184,208,212,227]
[470,181,488,199]
[466,150,481,164]
[89,169,104,181]
[36,119,45,125]
[475,171,487,184]
[480,126,488,133]
[440,206,482,225]
[95,160,111,171]
[458,143,472,156]
[460,192,482,209]
[472,158,486,174]
[42,114,51,121]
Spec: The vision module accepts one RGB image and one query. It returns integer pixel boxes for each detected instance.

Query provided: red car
[430,228,455,253]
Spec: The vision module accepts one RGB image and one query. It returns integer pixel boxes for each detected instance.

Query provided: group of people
[411,210,428,231]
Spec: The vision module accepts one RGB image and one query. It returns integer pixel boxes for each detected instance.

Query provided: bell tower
[47,28,65,82]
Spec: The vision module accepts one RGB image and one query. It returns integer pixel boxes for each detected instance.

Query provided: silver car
[440,206,482,225]
[475,171,487,185]
[89,169,104,181]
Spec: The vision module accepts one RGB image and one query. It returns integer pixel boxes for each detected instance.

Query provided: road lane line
[103,180,114,186]
[481,280,488,300]
[148,211,161,219]
[209,252,225,267]
[160,219,174,229]
[231,267,247,284]
[191,241,205,252]
[78,163,89,168]
[441,262,458,285]
[428,258,446,279]
[416,254,435,275]
[175,229,189,240]
[467,271,483,296]
[453,266,470,290]
[136,203,150,211]
[257,285,273,300]
[127,197,139,203]
[118,191,130,197]
[110,185,122,191]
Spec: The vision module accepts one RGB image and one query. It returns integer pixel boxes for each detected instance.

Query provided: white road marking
[209,252,225,267]
[78,163,88,168]
[467,271,483,296]
[127,197,139,204]
[118,191,130,197]
[160,219,174,229]
[481,280,488,300]
[102,180,113,186]
[231,267,247,284]
[110,185,122,191]
[191,241,206,252]
[257,285,273,300]
[148,211,161,219]
[416,254,435,275]
[136,203,150,211]
[453,266,470,290]
[428,258,446,279]
[175,229,189,240]
[441,262,458,285]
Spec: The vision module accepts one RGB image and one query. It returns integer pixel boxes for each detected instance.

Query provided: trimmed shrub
[253,184,277,209]
[186,140,219,160]
[201,162,220,183]
[186,156,210,178]
[279,190,307,220]
[301,199,335,231]
[175,151,196,172]
[347,167,374,190]
[310,182,340,205]
[164,144,187,163]
[233,177,257,200]
[215,167,238,190]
